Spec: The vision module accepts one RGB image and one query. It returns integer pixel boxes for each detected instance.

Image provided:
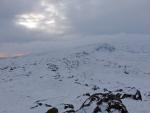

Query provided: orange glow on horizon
[0,53,9,59]
[0,52,30,59]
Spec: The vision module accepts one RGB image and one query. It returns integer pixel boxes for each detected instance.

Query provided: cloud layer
[0,0,150,55]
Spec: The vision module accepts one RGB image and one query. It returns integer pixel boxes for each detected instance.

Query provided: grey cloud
[0,0,150,43]
[0,0,39,19]
[65,0,150,35]
[0,0,150,54]
[0,0,41,43]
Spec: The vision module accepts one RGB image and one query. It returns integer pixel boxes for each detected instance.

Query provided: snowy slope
[0,36,150,113]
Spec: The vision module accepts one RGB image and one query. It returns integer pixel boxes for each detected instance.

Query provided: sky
[0,0,150,57]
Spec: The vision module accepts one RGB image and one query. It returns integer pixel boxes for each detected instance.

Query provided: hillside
[0,37,150,113]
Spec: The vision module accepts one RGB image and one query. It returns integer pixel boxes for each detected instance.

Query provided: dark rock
[38,103,43,106]
[45,104,52,107]
[107,100,128,113]
[85,83,89,87]
[46,107,58,113]
[83,93,91,97]
[75,51,89,58]
[64,104,74,109]
[121,89,142,101]
[47,63,59,72]
[124,71,129,74]
[92,85,100,91]
[77,88,142,113]
[133,90,142,101]
[95,43,116,52]
[115,89,123,92]
[93,106,101,113]
[67,75,74,79]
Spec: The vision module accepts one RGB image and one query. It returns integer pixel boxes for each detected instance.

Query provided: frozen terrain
[0,36,150,113]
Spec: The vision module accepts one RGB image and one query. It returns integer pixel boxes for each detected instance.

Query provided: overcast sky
[0,0,150,57]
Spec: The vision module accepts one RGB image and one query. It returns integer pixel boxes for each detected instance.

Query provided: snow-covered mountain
[0,36,150,113]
